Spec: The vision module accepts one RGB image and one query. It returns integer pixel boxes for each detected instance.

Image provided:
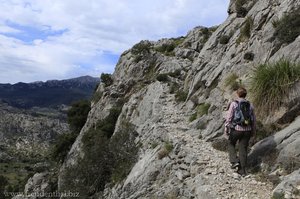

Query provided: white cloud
[0,0,229,83]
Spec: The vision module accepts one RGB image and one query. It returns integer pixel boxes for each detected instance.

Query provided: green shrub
[173,37,185,46]
[131,41,152,62]
[235,0,247,17]
[273,9,300,44]
[50,133,78,163]
[155,43,176,53]
[157,70,181,82]
[52,100,91,163]
[219,35,231,44]
[250,59,300,115]
[164,141,173,153]
[209,26,219,32]
[63,105,123,194]
[272,192,285,199]
[189,103,211,122]
[201,28,209,35]
[93,106,122,139]
[131,40,151,55]
[60,105,139,196]
[155,38,183,56]
[67,100,91,133]
[156,74,169,82]
[133,55,143,63]
[200,28,212,43]
[189,113,197,122]
[61,133,111,196]
[109,121,139,184]
[242,17,253,37]
[168,69,181,78]
[237,17,253,44]
[197,103,211,117]
[244,52,254,61]
[150,142,159,149]
[175,90,188,102]
[100,73,113,86]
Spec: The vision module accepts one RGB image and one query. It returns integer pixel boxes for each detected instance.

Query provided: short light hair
[237,87,247,98]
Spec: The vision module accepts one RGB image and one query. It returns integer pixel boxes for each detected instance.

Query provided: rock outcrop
[58,0,300,198]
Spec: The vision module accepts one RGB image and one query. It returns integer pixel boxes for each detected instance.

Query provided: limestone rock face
[249,117,300,171]
[24,173,52,198]
[12,173,54,199]
[273,169,300,199]
[57,0,300,198]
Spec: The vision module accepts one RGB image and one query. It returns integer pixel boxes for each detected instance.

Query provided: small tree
[51,100,91,163]
[100,73,113,86]
[67,100,91,133]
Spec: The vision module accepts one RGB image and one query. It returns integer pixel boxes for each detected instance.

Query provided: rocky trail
[149,91,274,199]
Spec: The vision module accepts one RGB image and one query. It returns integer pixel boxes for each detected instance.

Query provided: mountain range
[0,75,99,109]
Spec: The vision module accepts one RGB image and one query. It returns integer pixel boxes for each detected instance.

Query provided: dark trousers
[228,130,251,169]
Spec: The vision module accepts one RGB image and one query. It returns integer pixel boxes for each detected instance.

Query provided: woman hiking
[224,87,256,176]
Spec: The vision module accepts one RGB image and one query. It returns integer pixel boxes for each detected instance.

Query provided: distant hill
[0,76,100,109]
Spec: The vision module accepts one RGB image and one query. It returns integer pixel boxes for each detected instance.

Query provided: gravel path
[155,93,274,199]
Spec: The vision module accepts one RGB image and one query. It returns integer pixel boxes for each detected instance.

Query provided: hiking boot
[231,162,240,169]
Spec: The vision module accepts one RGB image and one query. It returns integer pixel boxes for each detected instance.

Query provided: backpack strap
[233,100,240,113]
[231,100,239,127]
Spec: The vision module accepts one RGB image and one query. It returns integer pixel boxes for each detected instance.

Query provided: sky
[0,0,229,84]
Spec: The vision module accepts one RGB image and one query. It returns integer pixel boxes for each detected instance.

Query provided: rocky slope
[53,0,300,198]
[0,102,68,160]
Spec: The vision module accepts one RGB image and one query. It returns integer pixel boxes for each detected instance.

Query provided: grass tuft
[224,73,241,90]
[175,90,188,102]
[157,141,173,159]
[250,59,300,115]
[197,103,211,117]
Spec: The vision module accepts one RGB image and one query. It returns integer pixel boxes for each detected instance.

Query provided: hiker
[224,87,256,176]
